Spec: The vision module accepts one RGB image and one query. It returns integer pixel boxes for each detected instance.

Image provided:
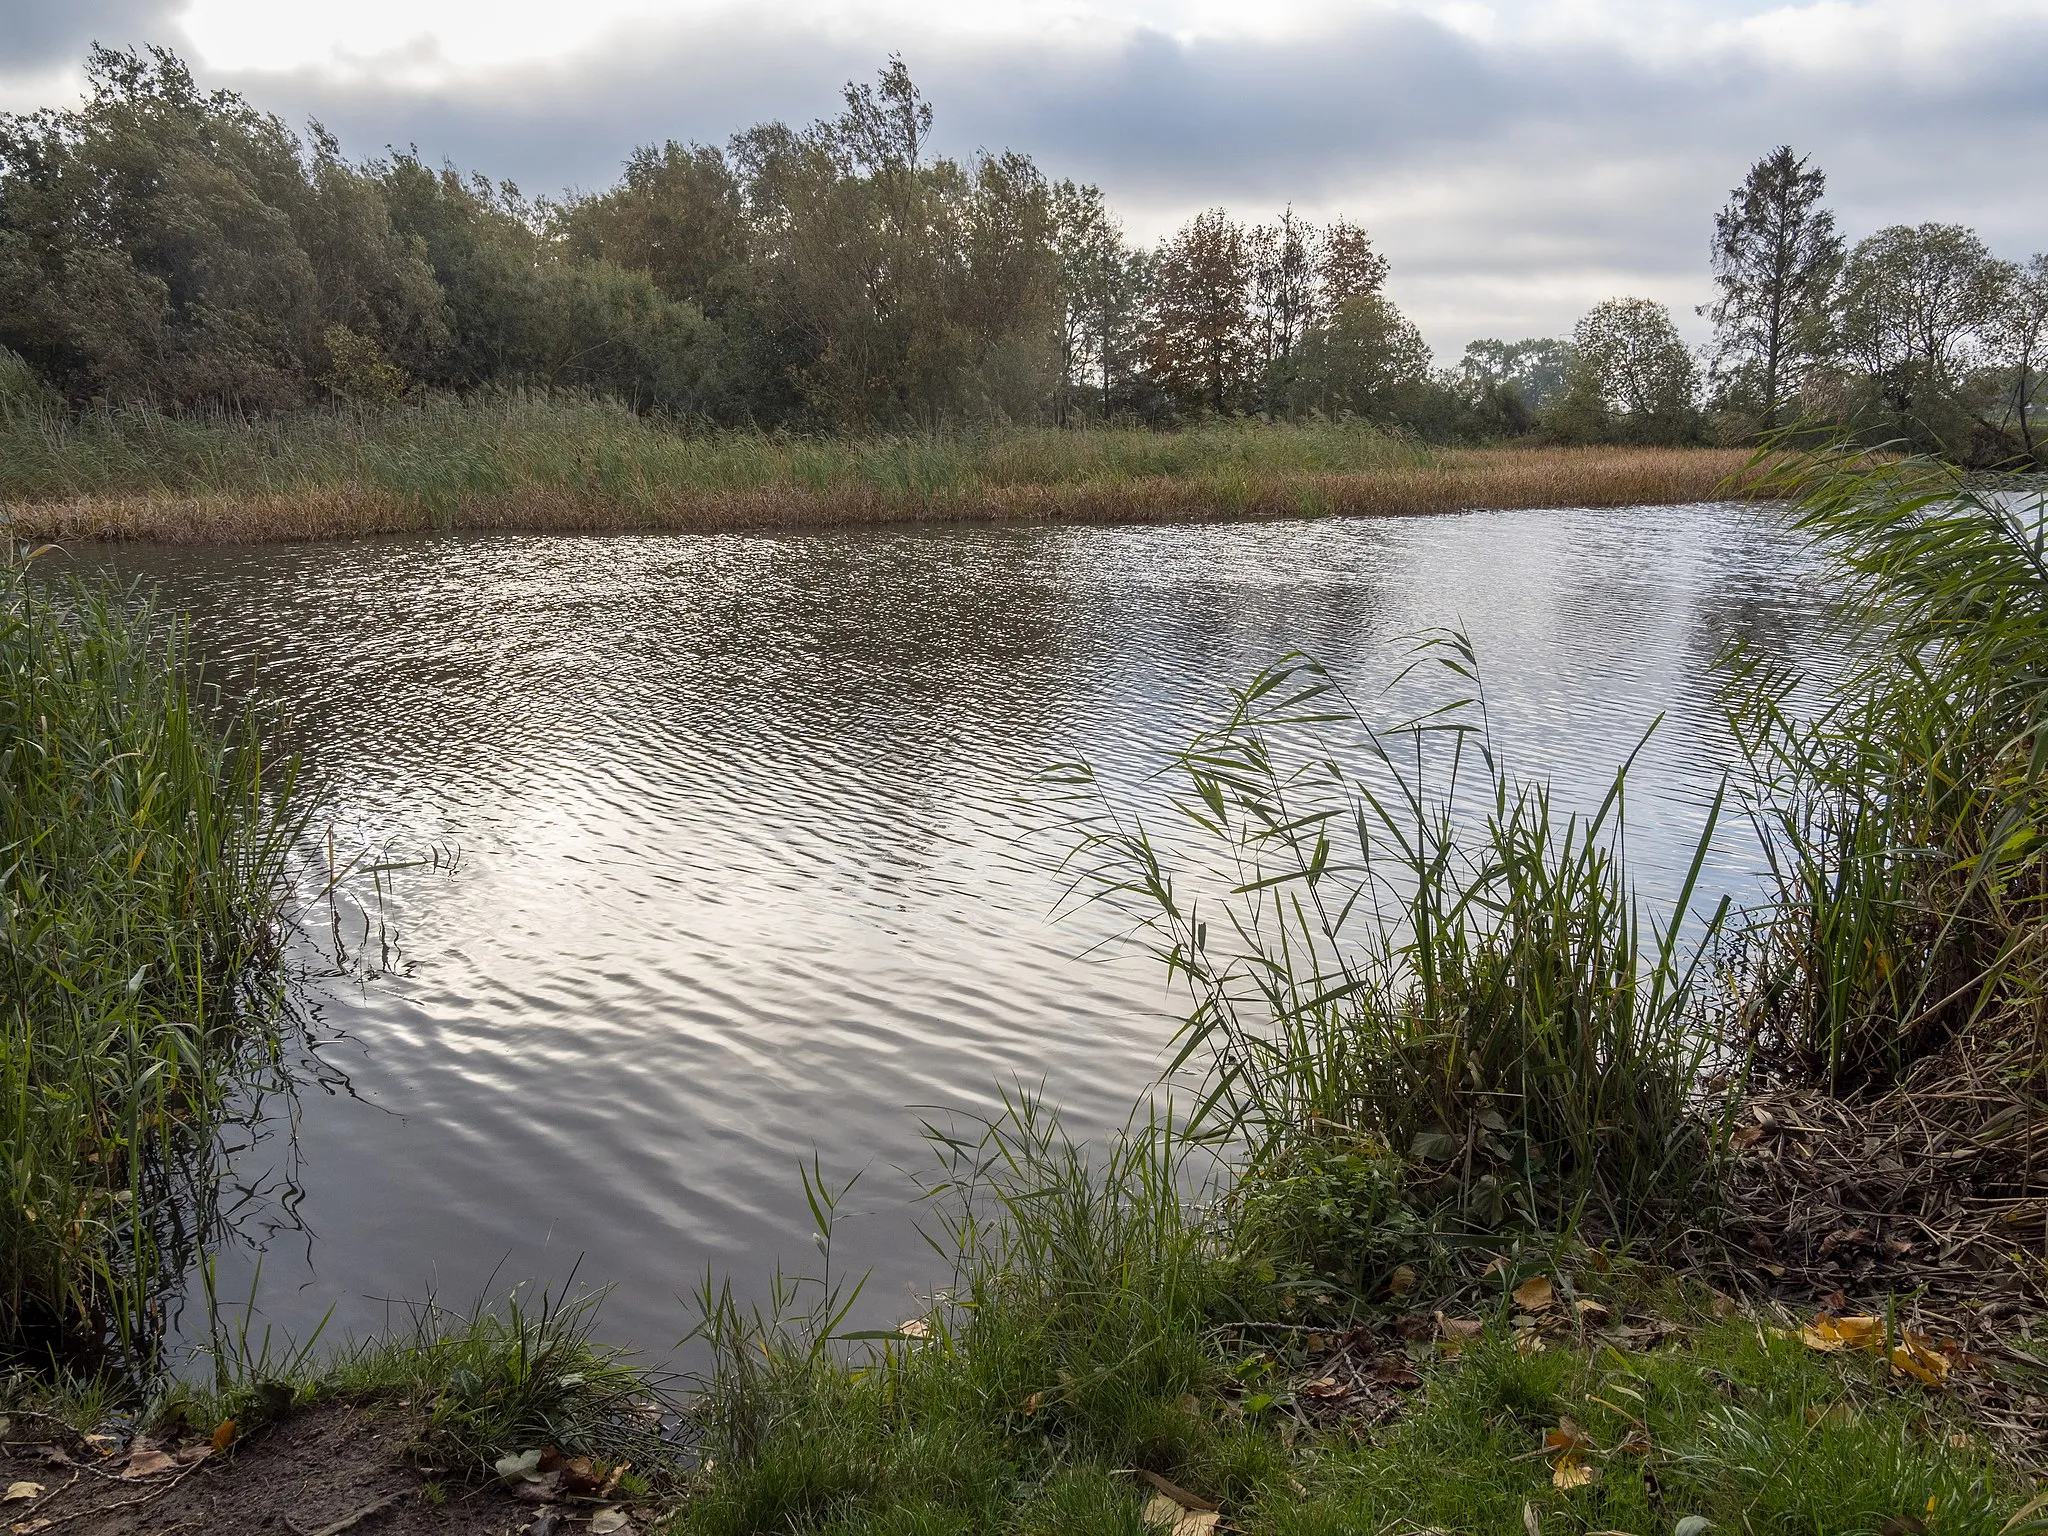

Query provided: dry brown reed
[2,446,1759,544]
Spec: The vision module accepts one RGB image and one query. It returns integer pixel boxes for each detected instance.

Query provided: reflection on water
[77,503,1835,1359]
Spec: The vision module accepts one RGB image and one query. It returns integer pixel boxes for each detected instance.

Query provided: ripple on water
[78,503,1836,1357]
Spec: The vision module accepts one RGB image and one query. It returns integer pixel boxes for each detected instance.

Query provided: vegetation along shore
[0,401,1754,543]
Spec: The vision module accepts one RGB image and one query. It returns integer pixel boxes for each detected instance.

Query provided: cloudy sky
[4,0,2045,358]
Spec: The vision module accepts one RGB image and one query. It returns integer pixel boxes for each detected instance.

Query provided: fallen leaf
[209,1420,236,1453]
[1805,1402,1858,1428]
[120,1449,176,1479]
[1522,1502,1542,1536]
[1512,1276,1555,1313]
[1370,1357,1421,1388]
[1543,1417,1592,1455]
[1140,1499,1219,1536]
[1574,1299,1611,1326]
[1706,1289,1737,1319]
[897,1318,931,1340]
[556,1456,603,1496]
[520,1513,566,1536]
[1388,1265,1418,1297]
[1,1485,41,1505]
[1436,1312,1483,1344]
[1800,1313,1882,1353]
[1673,1519,1714,1536]
[1136,1471,1219,1513]
[1299,1376,1350,1401]
[495,1449,544,1483]
[512,1473,563,1503]
[1021,1391,1044,1415]
[590,1512,632,1535]
[1551,1455,1596,1491]
[173,1444,211,1466]
[12,1520,54,1534]
[1889,1333,1952,1388]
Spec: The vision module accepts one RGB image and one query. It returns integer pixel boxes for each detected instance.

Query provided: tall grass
[0,393,1755,541]
[1044,632,1729,1239]
[0,551,297,1361]
[1727,449,2048,1087]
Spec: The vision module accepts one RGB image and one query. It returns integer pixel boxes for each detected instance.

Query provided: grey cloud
[201,8,2048,349]
[0,0,189,75]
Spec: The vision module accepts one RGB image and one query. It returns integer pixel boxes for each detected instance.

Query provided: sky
[3,0,2045,360]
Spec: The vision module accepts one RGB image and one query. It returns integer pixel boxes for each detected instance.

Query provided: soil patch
[0,1404,651,1536]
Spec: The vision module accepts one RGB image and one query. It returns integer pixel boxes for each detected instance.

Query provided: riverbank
[0,398,1755,542]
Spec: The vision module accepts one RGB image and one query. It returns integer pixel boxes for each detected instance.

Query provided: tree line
[1,47,2041,460]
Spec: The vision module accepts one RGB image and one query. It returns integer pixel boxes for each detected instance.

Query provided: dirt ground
[0,1404,653,1536]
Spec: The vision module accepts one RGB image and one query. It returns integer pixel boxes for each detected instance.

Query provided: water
[77,502,1836,1361]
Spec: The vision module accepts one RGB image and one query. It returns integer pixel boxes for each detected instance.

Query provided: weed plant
[0,552,296,1360]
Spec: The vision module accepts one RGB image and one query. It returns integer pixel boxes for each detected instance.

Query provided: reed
[0,395,1756,542]
[0,552,297,1361]
[1726,449,2048,1088]
[1044,630,1729,1240]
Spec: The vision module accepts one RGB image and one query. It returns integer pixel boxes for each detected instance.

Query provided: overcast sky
[4,0,2045,359]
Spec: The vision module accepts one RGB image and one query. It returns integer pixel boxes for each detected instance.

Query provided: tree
[1549,298,1699,445]
[0,45,446,410]
[1148,208,1253,416]
[1837,223,2008,451]
[1051,180,1147,420]
[1985,254,2048,465]
[1458,337,1570,431]
[1703,147,1841,429]
[1295,292,1431,419]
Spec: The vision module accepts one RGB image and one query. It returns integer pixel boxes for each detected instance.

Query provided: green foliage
[0,554,296,1358]
[1729,449,2048,1087]
[1546,297,1701,446]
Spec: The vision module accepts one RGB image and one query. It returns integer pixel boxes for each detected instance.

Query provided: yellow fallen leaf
[1800,1313,1882,1352]
[1389,1264,1418,1297]
[1551,1454,1597,1490]
[210,1419,237,1452]
[1574,1299,1611,1325]
[1,1485,41,1505]
[1889,1332,1952,1388]
[897,1317,931,1340]
[1512,1276,1555,1312]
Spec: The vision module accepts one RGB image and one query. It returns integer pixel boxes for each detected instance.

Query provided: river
[79,501,1834,1362]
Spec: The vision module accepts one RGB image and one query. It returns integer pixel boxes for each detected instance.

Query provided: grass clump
[0,553,296,1361]
[1046,629,1728,1248]
[1731,449,2048,1089]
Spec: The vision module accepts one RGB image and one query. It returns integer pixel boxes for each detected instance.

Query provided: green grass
[671,1102,2031,1536]
[0,553,297,1362]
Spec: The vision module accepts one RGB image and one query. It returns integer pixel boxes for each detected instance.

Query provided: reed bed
[0,395,1754,542]
[0,555,296,1362]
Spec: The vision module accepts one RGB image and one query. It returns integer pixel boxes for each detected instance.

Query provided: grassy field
[0,395,1757,542]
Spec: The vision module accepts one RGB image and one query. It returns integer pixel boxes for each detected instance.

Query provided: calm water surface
[81,503,1835,1359]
